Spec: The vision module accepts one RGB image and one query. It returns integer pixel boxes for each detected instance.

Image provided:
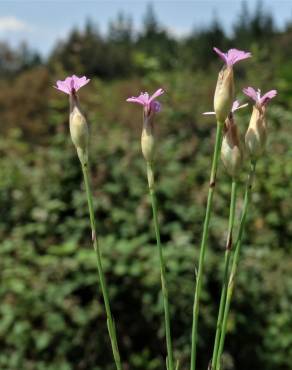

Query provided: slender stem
[190,123,224,370]
[216,161,257,370]
[211,180,238,369]
[81,161,123,370]
[146,161,175,370]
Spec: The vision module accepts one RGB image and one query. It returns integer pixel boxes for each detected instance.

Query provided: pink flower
[231,100,248,112]
[243,87,277,107]
[126,88,164,115]
[54,75,90,94]
[203,99,248,116]
[213,47,251,67]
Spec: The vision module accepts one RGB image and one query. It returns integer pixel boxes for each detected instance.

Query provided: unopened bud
[141,115,155,162]
[214,66,234,123]
[245,105,267,159]
[69,93,89,164]
[221,114,243,178]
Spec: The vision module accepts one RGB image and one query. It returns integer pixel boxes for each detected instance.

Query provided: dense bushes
[0,70,291,369]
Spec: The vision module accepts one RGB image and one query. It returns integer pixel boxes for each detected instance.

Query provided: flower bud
[214,66,234,123]
[127,88,164,163]
[245,105,267,159]
[221,113,243,178]
[69,93,89,164]
[141,115,155,162]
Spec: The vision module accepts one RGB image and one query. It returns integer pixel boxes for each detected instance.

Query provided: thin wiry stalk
[211,180,238,369]
[190,123,224,370]
[81,161,123,370]
[146,161,175,370]
[216,161,256,370]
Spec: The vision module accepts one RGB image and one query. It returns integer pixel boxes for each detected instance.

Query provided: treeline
[1,1,292,79]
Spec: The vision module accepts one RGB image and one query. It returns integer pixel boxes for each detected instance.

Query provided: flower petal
[259,89,277,106]
[226,48,251,66]
[202,111,216,115]
[232,100,248,112]
[243,87,258,103]
[149,88,165,103]
[213,47,227,64]
[234,102,248,111]
[231,100,240,112]
[126,97,145,106]
[139,93,150,105]
[54,80,71,94]
[150,100,161,113]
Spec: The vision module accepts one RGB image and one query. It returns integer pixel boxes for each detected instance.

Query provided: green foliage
[0,2,291,368]
[0,66,291,369]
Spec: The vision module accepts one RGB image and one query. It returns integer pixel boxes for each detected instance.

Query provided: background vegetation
[0,2,291,369]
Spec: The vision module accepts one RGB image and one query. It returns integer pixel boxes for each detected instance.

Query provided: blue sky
[0,0,292,56]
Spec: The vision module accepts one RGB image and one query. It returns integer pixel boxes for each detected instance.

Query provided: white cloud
[0,16,31,33]
[167,26,190,39]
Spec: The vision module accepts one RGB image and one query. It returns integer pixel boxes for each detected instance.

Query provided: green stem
[81,161,123,370]
[211,180,238,369]
[190,123,224,370]
[216,161,257,370]
[146,161,175,370]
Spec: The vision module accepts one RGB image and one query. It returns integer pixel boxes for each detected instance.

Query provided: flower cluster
[202,48,278,176]
[53,46,279,370]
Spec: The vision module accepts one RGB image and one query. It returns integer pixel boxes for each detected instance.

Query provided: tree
[183,15,228,70]
[0,42,41,78]
[233,0,275,47]
[136,3,178,70]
